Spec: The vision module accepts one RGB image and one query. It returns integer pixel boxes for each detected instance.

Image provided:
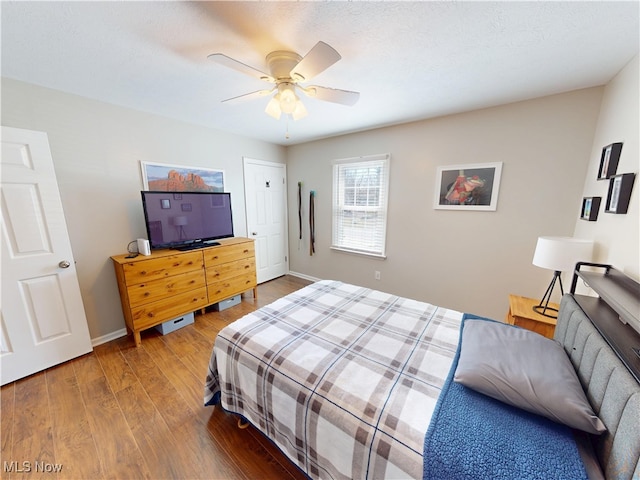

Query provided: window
[332,154,390,257]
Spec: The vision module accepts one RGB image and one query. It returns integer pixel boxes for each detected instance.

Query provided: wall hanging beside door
[309,190,315,255]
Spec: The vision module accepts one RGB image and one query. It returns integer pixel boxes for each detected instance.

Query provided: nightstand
[506,294,559,339]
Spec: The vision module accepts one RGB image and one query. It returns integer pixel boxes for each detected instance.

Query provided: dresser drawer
[131,287,208,331]
[206,258,256,285]
[127,270,206,307]
[203,242,254,267]
[122,251,203,285]
[207,273,257,304]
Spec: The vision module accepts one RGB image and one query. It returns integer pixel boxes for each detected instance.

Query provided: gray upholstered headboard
[555,294,640,480]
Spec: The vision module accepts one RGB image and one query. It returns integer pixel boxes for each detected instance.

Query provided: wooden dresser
[111,237,256,346]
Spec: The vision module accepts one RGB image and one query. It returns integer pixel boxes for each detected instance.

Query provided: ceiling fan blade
[301,85,360,106]
[290,41,341,83]
[221,89,274,104]
[208,53,275,83]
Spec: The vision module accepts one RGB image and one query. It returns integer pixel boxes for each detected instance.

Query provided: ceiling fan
[208,41,359,120]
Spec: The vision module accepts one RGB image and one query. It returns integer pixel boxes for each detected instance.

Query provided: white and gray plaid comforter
[204,280,462,480]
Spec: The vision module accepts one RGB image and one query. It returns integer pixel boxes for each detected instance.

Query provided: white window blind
[332,154,390,257]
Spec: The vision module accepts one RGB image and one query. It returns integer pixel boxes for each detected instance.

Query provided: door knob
[251,232,258,236]
[58,260,71,269]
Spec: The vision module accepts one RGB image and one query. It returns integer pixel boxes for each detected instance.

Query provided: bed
[204,276,640,479]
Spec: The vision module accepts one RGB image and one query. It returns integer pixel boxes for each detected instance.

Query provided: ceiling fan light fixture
[278,83,298,114]
[265,96,282,119]
[292,100,308,121]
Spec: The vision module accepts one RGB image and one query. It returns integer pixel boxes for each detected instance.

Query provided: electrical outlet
[374,271,381,280]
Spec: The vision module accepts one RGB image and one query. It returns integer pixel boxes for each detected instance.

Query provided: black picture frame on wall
[605,173,635,214]
[597,142,623,180]
[580,197,601,221]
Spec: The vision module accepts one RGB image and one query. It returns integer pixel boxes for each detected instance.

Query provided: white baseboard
[91,328,127,347]
[287,270,322,283]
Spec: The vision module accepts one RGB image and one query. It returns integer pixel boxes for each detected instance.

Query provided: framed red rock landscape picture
[140,161,224,192]
[433,162,503,211]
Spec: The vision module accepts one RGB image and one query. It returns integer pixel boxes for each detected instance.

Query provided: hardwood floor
[1,275,312,480]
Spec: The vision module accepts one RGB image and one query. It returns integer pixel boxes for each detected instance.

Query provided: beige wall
[286,88,604,320]
[574,54,639,281]
[1,78,286,342]
[4,70,634,339]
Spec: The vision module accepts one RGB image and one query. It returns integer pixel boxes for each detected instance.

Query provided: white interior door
[1,126,92,385]
[243,158,288,283]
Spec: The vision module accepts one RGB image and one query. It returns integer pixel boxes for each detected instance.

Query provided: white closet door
[243,158,288,283]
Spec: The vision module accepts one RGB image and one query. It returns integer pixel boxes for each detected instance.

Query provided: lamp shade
[532,236,593,272]
[265,96,282,119]
[173,215,188,226]
[278,85,298,114]
[265,86,308,121]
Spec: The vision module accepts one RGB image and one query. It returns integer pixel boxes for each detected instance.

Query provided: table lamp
[173,215,188,240]
[532,236,593,318]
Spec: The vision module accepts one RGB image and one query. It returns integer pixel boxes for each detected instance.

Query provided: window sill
[330,246,387,260]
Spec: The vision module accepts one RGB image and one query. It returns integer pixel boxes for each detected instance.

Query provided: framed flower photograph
[434,162,503,211]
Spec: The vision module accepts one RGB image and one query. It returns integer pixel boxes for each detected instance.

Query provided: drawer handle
[244,265,249,269]
[243,249,249,254]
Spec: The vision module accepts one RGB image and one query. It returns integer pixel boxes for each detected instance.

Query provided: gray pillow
[453,319,606,435]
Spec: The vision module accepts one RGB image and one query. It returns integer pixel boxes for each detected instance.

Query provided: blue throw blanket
[423,314,588,480]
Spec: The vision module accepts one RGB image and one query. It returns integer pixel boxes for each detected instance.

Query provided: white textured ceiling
[2,1,639,145]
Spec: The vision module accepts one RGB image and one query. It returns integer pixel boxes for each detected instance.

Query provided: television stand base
[176,242,220,251]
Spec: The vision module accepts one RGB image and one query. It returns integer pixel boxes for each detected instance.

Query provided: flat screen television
[141,191,234,250]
